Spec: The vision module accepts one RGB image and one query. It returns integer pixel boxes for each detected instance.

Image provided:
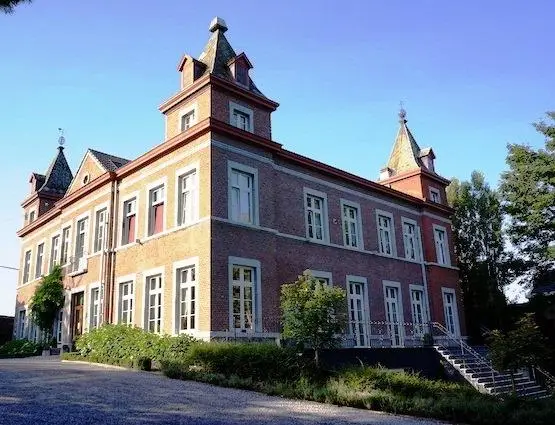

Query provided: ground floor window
[229,258,260,332]
[383,283,403,347]
[348,278,368,347]
[17,309,26,339]
[55,310,63,344]
[119,281,134,325]
[442,288,460,337]
[89,287,100,329]
[146,275,162,333]
[177,265,196,333]
[410,288,425,336]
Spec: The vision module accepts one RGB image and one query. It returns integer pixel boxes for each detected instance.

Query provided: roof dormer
[228,52,253,87]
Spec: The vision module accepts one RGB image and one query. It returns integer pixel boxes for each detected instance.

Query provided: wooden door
[71,292,84,341]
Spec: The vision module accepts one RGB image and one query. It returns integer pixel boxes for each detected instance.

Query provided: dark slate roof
[197,18,266,97]
[89,149,131,172]
[38,147,73,196]
[31,173,46,191]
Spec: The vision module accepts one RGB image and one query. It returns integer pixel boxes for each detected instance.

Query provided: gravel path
[0,357,446,425]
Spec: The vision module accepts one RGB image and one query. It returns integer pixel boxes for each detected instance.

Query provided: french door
[443,290,459,337]
[348,281,368,347]
[385,286,403,347]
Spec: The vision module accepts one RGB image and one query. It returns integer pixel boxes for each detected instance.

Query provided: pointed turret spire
[39,133,73,196]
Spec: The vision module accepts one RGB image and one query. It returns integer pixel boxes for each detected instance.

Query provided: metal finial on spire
[398,101,407,123]
[58,128,66,150]
[209,17,228,33]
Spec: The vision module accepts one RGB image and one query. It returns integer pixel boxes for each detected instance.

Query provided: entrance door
[443,290,459,337]
[385,286,403,347]
[348,281,368,347]
[71,292,84,341]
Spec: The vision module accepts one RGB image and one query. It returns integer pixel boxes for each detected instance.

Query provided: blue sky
[0,0,553,315]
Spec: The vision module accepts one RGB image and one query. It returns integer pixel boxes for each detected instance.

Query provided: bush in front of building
[0,339,42,358]
[74,324,197,367]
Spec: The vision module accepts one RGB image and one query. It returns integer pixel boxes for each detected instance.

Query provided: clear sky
[0,0,553,315]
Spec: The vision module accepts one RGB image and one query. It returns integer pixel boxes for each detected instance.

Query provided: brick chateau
[14,17,464,348]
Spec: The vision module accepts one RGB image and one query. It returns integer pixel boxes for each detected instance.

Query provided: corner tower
[379,109,449,205]
[160,17,279,142]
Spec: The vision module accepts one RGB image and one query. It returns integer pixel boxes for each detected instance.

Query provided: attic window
[235,65,248,86]
[83,174,90,185]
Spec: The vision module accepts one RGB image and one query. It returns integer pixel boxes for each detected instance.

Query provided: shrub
[0,339,42,358]
[137,357,152,371]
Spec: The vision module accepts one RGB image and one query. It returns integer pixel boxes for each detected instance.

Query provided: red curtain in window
[128,215,136,243]
[154,204,164,234]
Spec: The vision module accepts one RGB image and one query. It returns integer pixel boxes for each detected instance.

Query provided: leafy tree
[1,0,31,13]
[499,112,555,290]
[447,171,508,340]
[488,313,551,393]
[281,273,347,365]
[28,265,65,344]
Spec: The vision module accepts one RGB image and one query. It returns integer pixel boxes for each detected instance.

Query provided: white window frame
[382,280,405,347]
[376,209,397,256]
[49,232,61,272]
[119,191,139,246]
[409,284,427,336]
[88,283,101,330]
[145,178,167,238]
[228,257,261,333]
[142,267,165,334]
[173,257,199,335]
[22,249,32,284]
[28,208,37,224]
[229,101,254,132]
[115,274,136,326]
[16,308,26,339]
[433,224,451,266]
[347,275,370,347]
[60,224,72,266]
[303,187,330,243]
[93,203,108,254]
[340,199,364,249]
[73,212,91,260]
[401,217,420,261]
[429,187,441,203]
[441,287,461,337]
[175,162,200,227]
[303,269,333,286]
[34,241,45,279]
[227,161,259,226]
[179,102,198,132]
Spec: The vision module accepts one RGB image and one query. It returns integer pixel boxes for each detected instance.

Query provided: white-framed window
[119,281,134,325]
[303,269,332,286]
[148,185,165,236]
[35,243,44,279]
[55,310,63,345]
[429,187,441,203]
[122,197,137,245]
[22,250,31,284]
[145,274,163,333]
[341,200,363,249]
[229,257,261,332]
[228,162,258,225]
[410,285,426,336]
[383,281,404,347]
[177,169,198,226]
[181,110,195,131]
[176,264,197,333]
[442,288,460,337]
[93,208,107,253]
[304,188,329,242]
[60,226,70,265]
[74,217,88,260]
[50,235,60,271]
[402,218,419,261]
[29,210,36,223]
[17,309,26,338]
[376,210,395,256]
[347,276,369,347]
[433,225,450,265]
[229,101,253,132]
[89,286,100,329]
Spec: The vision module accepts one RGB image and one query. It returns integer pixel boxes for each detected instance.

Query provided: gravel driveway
[0,357,445,425]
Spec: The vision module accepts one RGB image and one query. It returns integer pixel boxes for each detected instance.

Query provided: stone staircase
[435,344,549,399]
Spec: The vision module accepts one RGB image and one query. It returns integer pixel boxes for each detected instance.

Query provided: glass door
[348,281,368,347]
[385,286,403,347]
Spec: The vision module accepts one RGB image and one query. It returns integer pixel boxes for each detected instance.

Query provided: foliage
[28,266,65,342]
[281,273,347,364]
[499,112,555,290]
[0,339,41,358]
[446,171,508,339]
[75,324,197,365]
[162,341,307,382]
[488,314,551,376]
[136,357,152,371]
[0,0,31,13]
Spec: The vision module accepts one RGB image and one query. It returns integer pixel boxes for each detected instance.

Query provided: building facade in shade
[14,17,464,347]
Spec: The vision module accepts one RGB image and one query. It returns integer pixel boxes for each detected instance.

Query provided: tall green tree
[1,0,31,13]
[500,112,555,290]
[28,265,65,343]
[447,171,508,339]
[281,273,347,366]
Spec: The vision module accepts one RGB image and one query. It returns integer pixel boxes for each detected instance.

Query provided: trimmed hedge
[0,339,42,358]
